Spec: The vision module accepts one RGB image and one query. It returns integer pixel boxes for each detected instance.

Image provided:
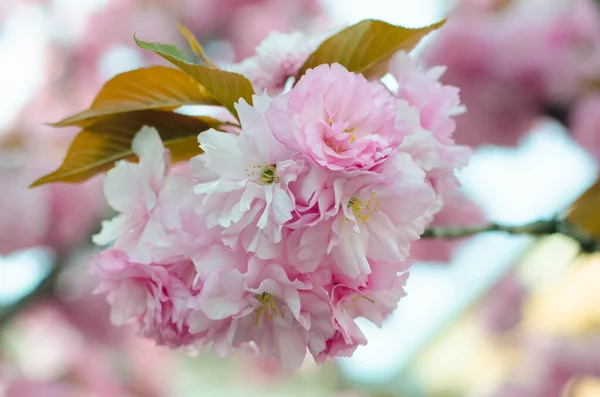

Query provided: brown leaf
[54,66,220,127]
[178,23,218,68]
[135,36,254,119]
[567,178,600,240]
[296,19,446,81]
[32,110,220,186]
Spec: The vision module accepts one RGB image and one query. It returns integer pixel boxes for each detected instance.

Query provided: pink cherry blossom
[422,14,539,147]
[230,31,325,94]
[390,52,472,194]
[491,335,600,397]
[316,267,409,363]
[390,51,466,139]
[91,249,198,348]
[188,252,335,370]
[265,63,402,172]
[3,304,172,397]
[225,0,326,60]
[478,270,527,334]
[5,380,80,397]
[17,4,494,370]
[422,1,600,147]
[192,94,306,260]
[93,127,171,251]
[93,127,209,264]
[286,152,434,281]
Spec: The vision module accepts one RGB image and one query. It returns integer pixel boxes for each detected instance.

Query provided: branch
[422,219,598,253]
[0,256,62,330]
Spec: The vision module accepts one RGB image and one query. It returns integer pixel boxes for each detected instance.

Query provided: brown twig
[422,218,598,253]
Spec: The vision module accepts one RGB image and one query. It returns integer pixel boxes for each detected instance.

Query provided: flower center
[348,192,380,224]
[344,126,356,143]
[325,118,357,149]
[254,292,279,326]
[261,165,277,185]
[245,164,278,186]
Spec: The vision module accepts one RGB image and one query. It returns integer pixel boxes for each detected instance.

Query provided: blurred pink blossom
[479,270,527,334]
[491,335,600,397]
[3,290,174,397]
[571,94,600,164]
[0,135,104,255]
[423,0,600,147]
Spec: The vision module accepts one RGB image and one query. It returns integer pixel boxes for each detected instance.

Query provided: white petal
[331,221,371,278]
[92,215,131,246]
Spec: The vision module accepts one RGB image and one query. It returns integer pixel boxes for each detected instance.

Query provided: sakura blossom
[7,0,600,394]
[93,127,210,264]
[192,94,306,259]
[71,19,470,370]
[491,336,600,397]
[287,152,435,281]
[422,0,600,147]
[266,63,401,172]
[190,251,335,370]
[91,249,198,348]
[390,52,472,194]
[231,31,326,94]
[316,268,409,362]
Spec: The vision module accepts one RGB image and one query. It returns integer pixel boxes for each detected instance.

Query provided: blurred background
[1,0,600,396]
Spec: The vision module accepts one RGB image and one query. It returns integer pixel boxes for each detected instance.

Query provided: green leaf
[54,66,220,127]
[296,19,446,81]
[32,110,220,186]
[135,36,254,119]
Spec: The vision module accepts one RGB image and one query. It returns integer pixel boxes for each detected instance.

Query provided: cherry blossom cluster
[423,0,600,149]
[90,31,470,369]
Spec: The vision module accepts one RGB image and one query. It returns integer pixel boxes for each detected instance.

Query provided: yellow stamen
[352,295,376,304]
[254,292,279,326]
[245,164,278,186]
[261,164,277,185]
[344,126,356,143]
[347,192,380,224]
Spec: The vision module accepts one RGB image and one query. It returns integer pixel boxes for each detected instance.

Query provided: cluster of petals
[90,31,469,369]
[422,0,600,147]
[230,28,339,94]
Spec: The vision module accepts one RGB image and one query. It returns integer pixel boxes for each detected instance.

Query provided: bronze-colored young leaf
[567,178,600,241]
[135,36,254,119]
[54,67,220,127]
[32,110,220,186]
[178,23,218,68]
[296,19,446,81]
